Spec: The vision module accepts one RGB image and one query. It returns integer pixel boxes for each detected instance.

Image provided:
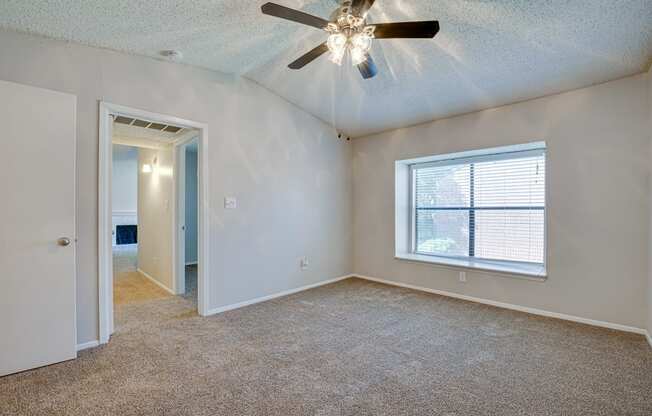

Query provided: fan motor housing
[330,0,355,21]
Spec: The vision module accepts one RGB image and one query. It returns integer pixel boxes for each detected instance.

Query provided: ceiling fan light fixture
[343,13,365,28]
[260,1,440,80]
[329,47,346,66]
[327,32,347,65]
[326,29,373,67]
[351,32,372,53]
[350,46,368,65]
[327,33,347,52]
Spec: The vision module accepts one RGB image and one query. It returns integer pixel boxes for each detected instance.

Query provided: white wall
[353,74,650,329]
[111,144,138,245]
[185,145,198,264]
[137,147,174,290]
[111,144,138,213]
[648,65,652,336]
[0,30,353,344]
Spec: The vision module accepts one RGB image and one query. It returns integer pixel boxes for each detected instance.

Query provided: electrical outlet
[300,257,309,271]
[459,271,466,282]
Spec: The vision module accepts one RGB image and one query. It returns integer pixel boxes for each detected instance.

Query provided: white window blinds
[412,147,545,265]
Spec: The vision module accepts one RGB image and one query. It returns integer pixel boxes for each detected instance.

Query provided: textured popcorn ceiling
[0,0,650,137]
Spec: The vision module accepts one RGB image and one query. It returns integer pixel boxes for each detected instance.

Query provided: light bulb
[351,33,372,53]
[326,33,347,66]
[350,47,368,65]
[327,33,347,53]
[142,164,152,173]
[329,48,345,66]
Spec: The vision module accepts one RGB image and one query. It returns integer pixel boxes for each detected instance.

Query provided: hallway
[113,243,198,329]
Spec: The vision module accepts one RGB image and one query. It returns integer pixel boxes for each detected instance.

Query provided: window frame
[407,147,547,272]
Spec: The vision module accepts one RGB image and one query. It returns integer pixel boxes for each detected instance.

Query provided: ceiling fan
[261,0,439,79]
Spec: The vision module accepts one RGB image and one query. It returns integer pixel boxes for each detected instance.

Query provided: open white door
[0,80,77,376]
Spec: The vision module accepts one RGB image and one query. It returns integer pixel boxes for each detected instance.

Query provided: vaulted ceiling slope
[1,1,650,137]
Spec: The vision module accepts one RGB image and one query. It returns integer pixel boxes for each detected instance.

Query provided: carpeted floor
[114,271,172,305]
[113,243,138,274]
[112,243,197,305]
[1,278,651,415]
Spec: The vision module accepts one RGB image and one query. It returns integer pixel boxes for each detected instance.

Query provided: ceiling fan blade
[288,43,329,69]
[358,54,378,79]
[351,0,376,16]
[372,21,440,39]
[261,2,330,29]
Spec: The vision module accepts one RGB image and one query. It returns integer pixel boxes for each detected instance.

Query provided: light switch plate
[224,197,237,209]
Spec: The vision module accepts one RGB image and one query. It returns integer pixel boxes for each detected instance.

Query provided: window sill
[394,253,547,281]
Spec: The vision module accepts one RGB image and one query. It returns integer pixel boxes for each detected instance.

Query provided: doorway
[98,103,209,344]
[111,144,141,303]
[175,139,199,299]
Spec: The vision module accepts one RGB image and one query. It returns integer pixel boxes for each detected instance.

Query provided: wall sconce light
[142,156,157,174]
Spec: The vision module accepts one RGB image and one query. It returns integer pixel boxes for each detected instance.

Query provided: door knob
[57,237,71,247]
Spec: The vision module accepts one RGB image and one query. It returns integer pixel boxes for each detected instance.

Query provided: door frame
[173,136,199,295]
[98,102,210,344]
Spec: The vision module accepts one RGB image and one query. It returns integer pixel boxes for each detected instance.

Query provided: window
[407,144,546,274]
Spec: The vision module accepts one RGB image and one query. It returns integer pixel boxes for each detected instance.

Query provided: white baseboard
[76,340,99,352]
[112,210,137,216]
[206,274,354,316]
[137,268,175,295]
[353,274,648,336]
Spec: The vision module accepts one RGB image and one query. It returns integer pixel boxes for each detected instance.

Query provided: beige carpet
[112,243,172,305]
[113,243,138,274]
[114,271,172,305]
[1,278,651,415]
[112,244,197,305]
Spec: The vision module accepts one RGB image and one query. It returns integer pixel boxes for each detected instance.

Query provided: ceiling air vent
[132,119,150,128]
[163,125,182,133]
[112,115,184,134]
[148,123,167,131]
[114,116,134,125]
